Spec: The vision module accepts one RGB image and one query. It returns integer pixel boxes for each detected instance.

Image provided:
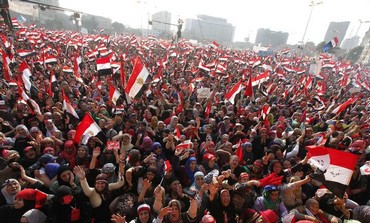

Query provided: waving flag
[109,84,121,105]
[18,61,32,92]
[307,146,358,198]
[62,90,79,119]
[331,96,359,115]
[225,80,243,104]
[96,56,112,76]
[322,36,339,53]
[74,113,102,144]
[125,57,150,98]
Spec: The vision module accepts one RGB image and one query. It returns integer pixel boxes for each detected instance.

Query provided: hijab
[185,157,198,183]
[22,209,47,223]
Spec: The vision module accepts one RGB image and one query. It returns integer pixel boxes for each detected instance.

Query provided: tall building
[184,15,235,43]
[323,21,350,46]
[358,27,370,65]
[151,11,171,33]
[254,28,289,48]
[341,36,360,50]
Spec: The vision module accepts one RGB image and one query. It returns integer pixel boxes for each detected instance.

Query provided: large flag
[244,75,253,97]
[125,57,150,98]
[322,36,339,53]
[18,86,41,115]
[96,56,112,76]
[74,113,102,145]
[109,84,121,105]
[62,90,79,119]
[331,96,359,115]
[1,50,12,81]
[252,70,270,86]
[307,146,358,198]
[18,61,32,92]
[225,80,243,104]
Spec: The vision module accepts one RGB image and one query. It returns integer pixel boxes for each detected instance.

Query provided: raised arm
[73,165,94,197]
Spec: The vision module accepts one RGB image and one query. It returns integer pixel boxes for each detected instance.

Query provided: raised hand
[92,147,101,157]
[111,213,126,223]
[142,178,152,190]
[73,166,86,180]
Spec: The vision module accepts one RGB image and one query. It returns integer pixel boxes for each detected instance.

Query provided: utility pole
[300,1,323,48]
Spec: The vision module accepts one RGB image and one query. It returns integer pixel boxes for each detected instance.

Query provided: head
[263,185,280,202]
[220,189,231,207]
[2,179,21,195]
[95,174,109,193]
[20,209,47,223]
[168,199,181,222]
[137,204,151,223]
[257,210,279,223]
[305,198,320,215]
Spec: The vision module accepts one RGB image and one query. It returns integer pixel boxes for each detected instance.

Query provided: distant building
[254,28,288,48]
[342,36,360,50]
[358,27,370,65]
[151,11,171,32]
[184,15,235,43]
[324,21,350,46]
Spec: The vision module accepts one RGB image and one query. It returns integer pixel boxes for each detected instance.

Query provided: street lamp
[300,1,323,47]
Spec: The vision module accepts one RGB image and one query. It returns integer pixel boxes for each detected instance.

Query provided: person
[50,185,90,222]
[253,185,288,218]
[0,178,21,206]
[292,198,340,223]
[73,165,124,223]
[21,208,47,223]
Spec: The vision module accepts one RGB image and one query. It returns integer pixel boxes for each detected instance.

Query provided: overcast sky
[59,0,370,45]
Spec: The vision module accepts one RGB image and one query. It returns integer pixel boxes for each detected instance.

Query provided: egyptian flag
[18,86,41,115]
[74,113,102,145]
[331,96,359,115]
[322,36,339,53]
[164,160,172,175]
[235,140,244,165]
[62,90,79,119]
[120,59,126,89]
[244,74,254,98]
[175,91,184,114]
[225,80,243,104]
[18,61,33,92]
[307,146,358,198]
[96,56,112,76]
[74,55,84,83]
[252,70,270,86]
[125,57,150,98]
[175,140,192,151]
[1,50,12,81]
[109,84,121,105]
[49,70,57,97]
[17,50,37,58]
[204,101,211,119]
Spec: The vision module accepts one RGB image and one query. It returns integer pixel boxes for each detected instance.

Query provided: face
[272,162,282,174]
[6,181,20,194]
[232,194,245,210]
[60,170,72,183]
[221,191,231,206]
[25,149,36,159]
[169,204,180,222]
[269,191,279,202]
[230,156,239,168]
[195,176,204,187]
[308,202,320,215]
[13,197,24,209]
[138,210,150,223]
[146,172,155,181]
[77,147,87,157]
[189,161,197,171]
[95,181,107,192]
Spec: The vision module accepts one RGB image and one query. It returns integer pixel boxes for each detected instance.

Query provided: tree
[112,22,125,33]
[347,46,364,63]
[82,16,98,34]
[316,41,326,53]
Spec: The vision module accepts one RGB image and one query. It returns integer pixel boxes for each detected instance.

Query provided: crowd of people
[0,18,370,223]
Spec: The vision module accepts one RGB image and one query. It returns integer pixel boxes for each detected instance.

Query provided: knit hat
[16,189,48,209]
[137,204,150,214]
[259,210,278,223]
[44,163,60,179]
[201,215,216,223]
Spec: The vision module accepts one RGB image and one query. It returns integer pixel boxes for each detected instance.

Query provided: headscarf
[1,179,20,204]
[140,136,153,152]
[191,171,204,191]
[59,140,77,161]
[22,209,47,223]
[44,163,60,179]
[262,185,281,211]
[185,157,198,183]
